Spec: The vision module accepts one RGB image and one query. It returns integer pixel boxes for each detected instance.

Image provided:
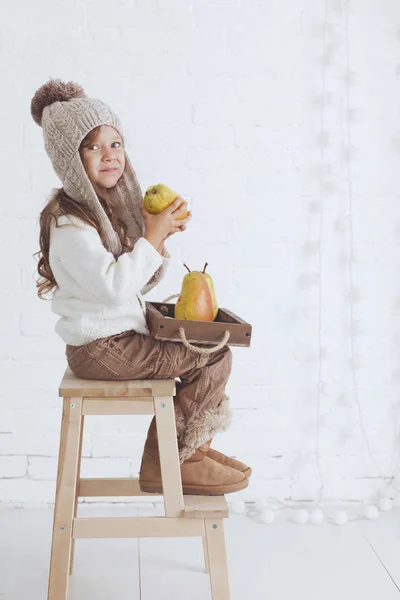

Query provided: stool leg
[202,535,210,574]
[48,397,83,600]
[69,414,84,575]
[154,396,184,517]
[204,519,230,600]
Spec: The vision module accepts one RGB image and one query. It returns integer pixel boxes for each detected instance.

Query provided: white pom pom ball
[364,505,379,520]
[230,501,246,515]
[260,509,275,524]
[333,511,348,525]
[309,509,324,525]
[294,509,309,524]
[255,498,267,512]
[378,497,392,511]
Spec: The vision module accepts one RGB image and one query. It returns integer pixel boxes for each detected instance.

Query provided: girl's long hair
[34,128,135,300]
[34,188,134,300]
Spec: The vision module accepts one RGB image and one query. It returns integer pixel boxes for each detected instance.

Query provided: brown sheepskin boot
[139,416,248,496]
[198,439,252,478]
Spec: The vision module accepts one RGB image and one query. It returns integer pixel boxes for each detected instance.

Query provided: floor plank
[356,509,400,594]
[0,505,399,599]
[224,510,400,600]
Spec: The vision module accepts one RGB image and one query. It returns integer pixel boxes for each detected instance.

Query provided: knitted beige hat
[30,78,144,257]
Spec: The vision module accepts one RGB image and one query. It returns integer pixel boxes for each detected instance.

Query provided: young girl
[31,78,251,495]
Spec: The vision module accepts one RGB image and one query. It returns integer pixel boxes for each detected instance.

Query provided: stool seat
[47,367,231,599]
[59,366,175,398]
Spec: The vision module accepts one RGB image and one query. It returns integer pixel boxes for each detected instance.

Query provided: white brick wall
[1,0,400,506]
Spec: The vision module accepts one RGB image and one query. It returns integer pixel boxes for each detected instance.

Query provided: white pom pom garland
[294,509,309,524]
[378,497,392,511]
[309,509,324,524]
[260,509,275,524]
[333,511,348,525]
[364,505,379,520]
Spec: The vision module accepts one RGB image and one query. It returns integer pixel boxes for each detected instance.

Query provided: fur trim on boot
[178,395,232,464]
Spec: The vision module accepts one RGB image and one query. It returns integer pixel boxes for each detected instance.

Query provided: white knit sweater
[49,214,170,346]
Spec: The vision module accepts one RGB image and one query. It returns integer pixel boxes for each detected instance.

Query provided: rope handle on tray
[179,327,230,355]
[162,293,180,302]
[161,294,230,355]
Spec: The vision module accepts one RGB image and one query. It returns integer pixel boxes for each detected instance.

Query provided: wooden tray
[146,302,252,347]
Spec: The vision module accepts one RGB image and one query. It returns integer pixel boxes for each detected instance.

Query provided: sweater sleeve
[140,245,171,295]
[49,215,163,305]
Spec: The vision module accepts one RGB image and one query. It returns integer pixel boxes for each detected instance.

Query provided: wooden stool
[47,367,231,599]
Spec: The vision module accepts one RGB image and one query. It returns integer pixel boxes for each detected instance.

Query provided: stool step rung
[82,399,154,415]
[73,516,204,539]
[79,477,158,497]
[78,478,229,518]
[183,495,229,519]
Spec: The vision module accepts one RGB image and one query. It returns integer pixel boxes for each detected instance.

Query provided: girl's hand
[164,198,192,239]
[141,197,192,248]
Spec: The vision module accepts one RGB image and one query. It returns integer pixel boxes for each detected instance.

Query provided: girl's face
[79,125,126,195]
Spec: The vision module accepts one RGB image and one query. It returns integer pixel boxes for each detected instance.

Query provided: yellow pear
[174,263,214,321]
[202,263,218,320]
[143,183,187,221]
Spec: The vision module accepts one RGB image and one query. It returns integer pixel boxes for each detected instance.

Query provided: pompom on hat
[30,78,144,257]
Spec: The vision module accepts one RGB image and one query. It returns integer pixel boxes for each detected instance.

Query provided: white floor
[1,503,400,599]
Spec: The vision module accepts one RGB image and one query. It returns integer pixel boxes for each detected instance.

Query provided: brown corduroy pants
[65,329,233,460]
